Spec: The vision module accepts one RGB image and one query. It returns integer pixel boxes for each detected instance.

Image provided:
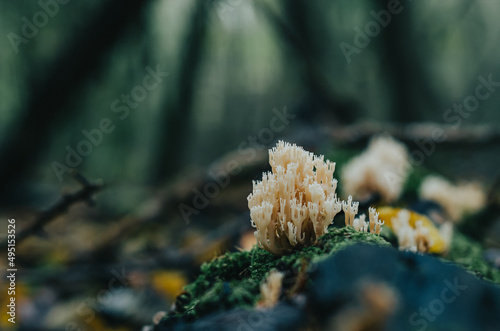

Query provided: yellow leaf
[152,271,187,301]
[378,207,447,254]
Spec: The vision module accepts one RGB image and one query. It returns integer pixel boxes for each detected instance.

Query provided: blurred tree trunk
[375,0,440,123]
[376,0,417,122]
[154,2,210,183]
[0,0,151,202]
[261,0,357,124]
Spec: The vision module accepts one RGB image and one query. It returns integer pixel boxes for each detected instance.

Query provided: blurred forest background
[0,0,500,330]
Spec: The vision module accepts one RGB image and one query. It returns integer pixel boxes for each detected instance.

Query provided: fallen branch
[327,122,500,145]
[1,174,103,248]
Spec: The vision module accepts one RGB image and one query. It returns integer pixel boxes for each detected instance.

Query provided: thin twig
[1,174,104,248]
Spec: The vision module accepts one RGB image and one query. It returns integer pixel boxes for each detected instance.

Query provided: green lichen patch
[446,231,500,284]
[171,227,390,322]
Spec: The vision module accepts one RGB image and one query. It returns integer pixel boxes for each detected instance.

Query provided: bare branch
[1,174,104,248]
[327,122,500,145]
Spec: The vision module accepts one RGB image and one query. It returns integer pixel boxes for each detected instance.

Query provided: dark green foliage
[401,166,432,201]
[458,205,500,242]
[446,231,500,283]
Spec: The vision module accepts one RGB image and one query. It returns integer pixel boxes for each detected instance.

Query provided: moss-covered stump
[164,227,390,324]
[155,243,500,331]
[153,227,500,330]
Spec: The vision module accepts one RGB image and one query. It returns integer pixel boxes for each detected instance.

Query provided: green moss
[446,231,500,283]
[172,227,390,321]
[167,224,499,324]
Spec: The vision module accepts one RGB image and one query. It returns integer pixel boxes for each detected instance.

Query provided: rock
[308,244,500,331]
[154,303,305,331]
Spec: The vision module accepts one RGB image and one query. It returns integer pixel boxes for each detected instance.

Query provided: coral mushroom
[390,209,433,253]
[248,141,384,255]
[341,136,409,203]
[248,141,342,254]
[258,270,284,308]
[419,175,486,222]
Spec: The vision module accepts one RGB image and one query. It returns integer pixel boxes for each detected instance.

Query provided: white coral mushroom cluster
[341,136,409,203]
[419,175,486,222]
[248,141,384,255]
[391,209,432,253]
[258,270,284,308]
[350,206,384,235]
